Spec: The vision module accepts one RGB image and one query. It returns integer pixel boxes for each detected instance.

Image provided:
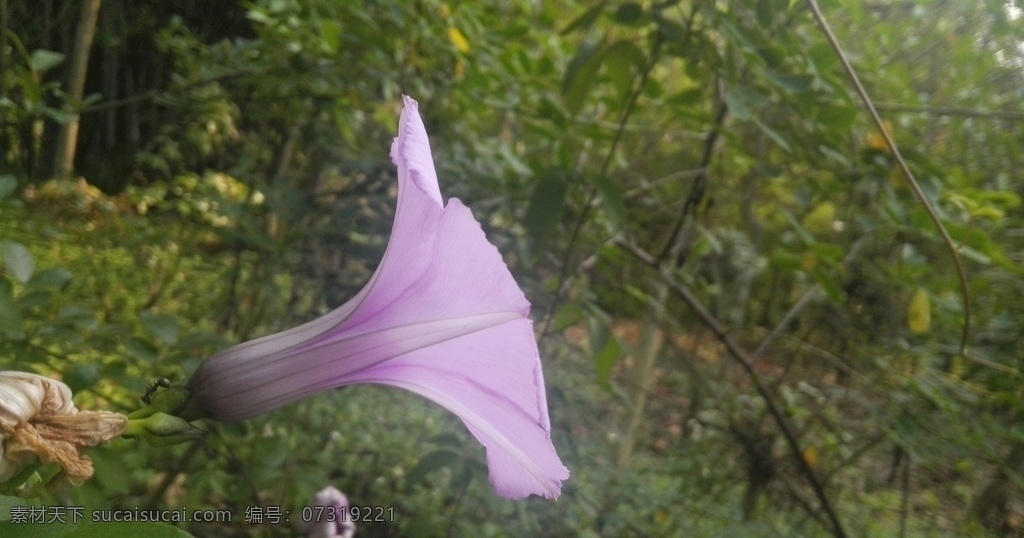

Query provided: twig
[79,68,260,115]
[540,35,664,337]
[616,236,848,538]
[656,91,728,265]
[755,238,867,357]
[899,452,911,538]
[145,439,204,507]
[874,103,1024,121]
[804,0,972,357]
[445,470,470,538]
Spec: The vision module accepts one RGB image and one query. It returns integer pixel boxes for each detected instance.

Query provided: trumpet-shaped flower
[183,97,568,499]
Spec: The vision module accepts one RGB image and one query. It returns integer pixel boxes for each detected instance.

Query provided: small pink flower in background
[183,97,569,499]
[299,486,355,538]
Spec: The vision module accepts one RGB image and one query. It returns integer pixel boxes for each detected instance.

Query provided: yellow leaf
[972,206,1005,221]
[866,120,893,152]
[801,202,836,234]
[800,250,818,271]
[908,288,931,334]
[448,27,470,53]
[803,447,819,469]
[887,166,904,189]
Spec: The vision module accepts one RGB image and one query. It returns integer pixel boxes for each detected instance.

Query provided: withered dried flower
[0,371,128,487]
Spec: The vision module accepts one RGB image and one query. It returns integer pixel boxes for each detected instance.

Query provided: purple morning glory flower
[183,97,568,499]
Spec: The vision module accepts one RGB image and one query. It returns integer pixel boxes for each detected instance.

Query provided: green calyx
[126,384,205,446]
[128,385,191,420]
[125,412,205,447]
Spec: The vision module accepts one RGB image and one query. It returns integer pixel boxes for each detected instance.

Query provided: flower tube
[182,97,568,499]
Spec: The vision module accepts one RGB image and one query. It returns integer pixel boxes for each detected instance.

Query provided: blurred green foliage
[2,0,1023,536]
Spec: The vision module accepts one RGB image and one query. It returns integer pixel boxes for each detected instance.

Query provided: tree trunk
[0,0,8,104]
[0,0,9,169]
[52,0,102,178]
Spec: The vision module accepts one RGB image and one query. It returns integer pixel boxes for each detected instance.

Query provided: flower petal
[184,96,568,499]
[339,320,569,499]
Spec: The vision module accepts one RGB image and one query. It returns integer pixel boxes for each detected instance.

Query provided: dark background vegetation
[1,0,1023,536]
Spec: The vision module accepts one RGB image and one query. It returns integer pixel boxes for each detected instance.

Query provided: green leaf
[28,268,72,290]
[452,461,475,490]
[780,209,814,244]
[667,88,704,106]
[724,86,750,120]
[59,305,96,329]
[561,2,607,35]
[561,42,602,116]
[642,76,664,98]
[0,175,16,200]
[67,522,194,537]
[807,242,844,262]
[320,20,342,52]
[28,50,65,73]
[767,72,814,93]
[0,495,21,523]
[603,40,646,99]
[593,331,621,391]
[550,303,586,332]
[524,171,568,253]
[140,310,180,344]
[613,2,645,25]
[40,107,75,125]
[175,331,224,350]
[756,0,775,27]
[0,521,73,537]
[751,116,791,152]
[810,266,843,303]
[125,337,159,362]
[63,362,101,392]
[536,96,568,129]
[0,278,24,339]
[946,222,1020,272]
[0,241,34,283]
[426,432,464,449]
[407,449,461,483]
[817,103,859,130]
[592,174,623,228]
[17,289,52,309]
[652,12,686,38]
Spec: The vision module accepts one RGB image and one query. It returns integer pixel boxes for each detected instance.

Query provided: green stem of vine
[805,0,971,357]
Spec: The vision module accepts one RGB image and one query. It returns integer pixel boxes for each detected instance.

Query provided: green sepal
[124,413,204,447]
[127,386,190,419]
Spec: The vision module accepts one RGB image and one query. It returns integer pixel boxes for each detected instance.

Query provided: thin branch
[874,102,1024,121]
[145,439,204,508]
[804,0,972,357]
[79,68,259,115]
[616,236,848,538]
[655,91,728,265]
[899,453,911,538]
[755,238,868,357]
[540,35,664,337]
